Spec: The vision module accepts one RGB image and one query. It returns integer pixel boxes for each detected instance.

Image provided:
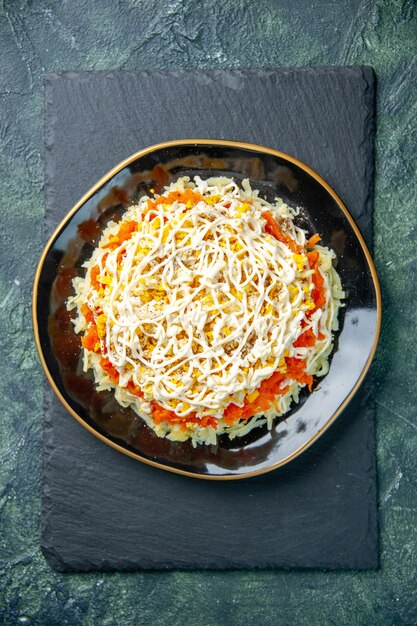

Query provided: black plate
[33,140,381,479]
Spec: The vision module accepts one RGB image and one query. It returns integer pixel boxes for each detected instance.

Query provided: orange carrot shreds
[118,220,139,241]
[262,211,303,254]
[312,268,326,310]
[81,303,95,325]
[147,188,203,211]
[81,325,100,352]
[310,264,326,310]
[151,402,177,424]
[306,251,326,312]
[179,414,218,431]
[285,357,314,391]
[223,403,244,426]
[199,415,218,429]
[151,402,190,425]
[307,250,319,265]
[171,188,203,205]
[306,233,321,247]
[125,380,143,398]
[99,357,119,383]
[150,402,218,430]
[293,327,325,347]
[260,370,285,393]
[223,370,290,426]
[90,265,101,290]
[293,328,317,348]
[103,220,139,250]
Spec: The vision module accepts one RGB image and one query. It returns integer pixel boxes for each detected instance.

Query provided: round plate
[33,140,381,480]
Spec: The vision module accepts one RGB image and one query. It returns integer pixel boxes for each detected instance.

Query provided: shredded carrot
[99,357,119,383]
[151,402,176,423]
[294,328,325,347]
[312,270,326,309]
[307,250,319,265]
[179,414,218,430]
[285,357,313,391]
[262,211,302,254]
[103,220,138,250]
[81,303,95,324]
[307,251,326,312]
[150,401,218,430]
[223,403,245,425]
[90,265,101,290]
[118,220,138,240]
[307,233,321,247]
[293,328,317,348]
[81,325,100,352]
[147,188,203,212]
[223,370,290,426]
[126,380,143,398]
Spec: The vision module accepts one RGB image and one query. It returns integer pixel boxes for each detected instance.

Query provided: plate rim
[32,138,382,480]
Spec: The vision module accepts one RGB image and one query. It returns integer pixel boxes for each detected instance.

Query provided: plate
[33,139,381,479]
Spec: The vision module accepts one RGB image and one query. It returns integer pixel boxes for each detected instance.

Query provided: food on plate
[67,176,344,445]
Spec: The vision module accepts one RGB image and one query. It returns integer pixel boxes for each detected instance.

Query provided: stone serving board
[42,68,378,571]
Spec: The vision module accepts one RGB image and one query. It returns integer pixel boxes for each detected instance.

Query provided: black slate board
[42,68,378,571]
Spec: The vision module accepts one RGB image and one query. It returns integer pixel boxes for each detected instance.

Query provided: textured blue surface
[0,1,416,624]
